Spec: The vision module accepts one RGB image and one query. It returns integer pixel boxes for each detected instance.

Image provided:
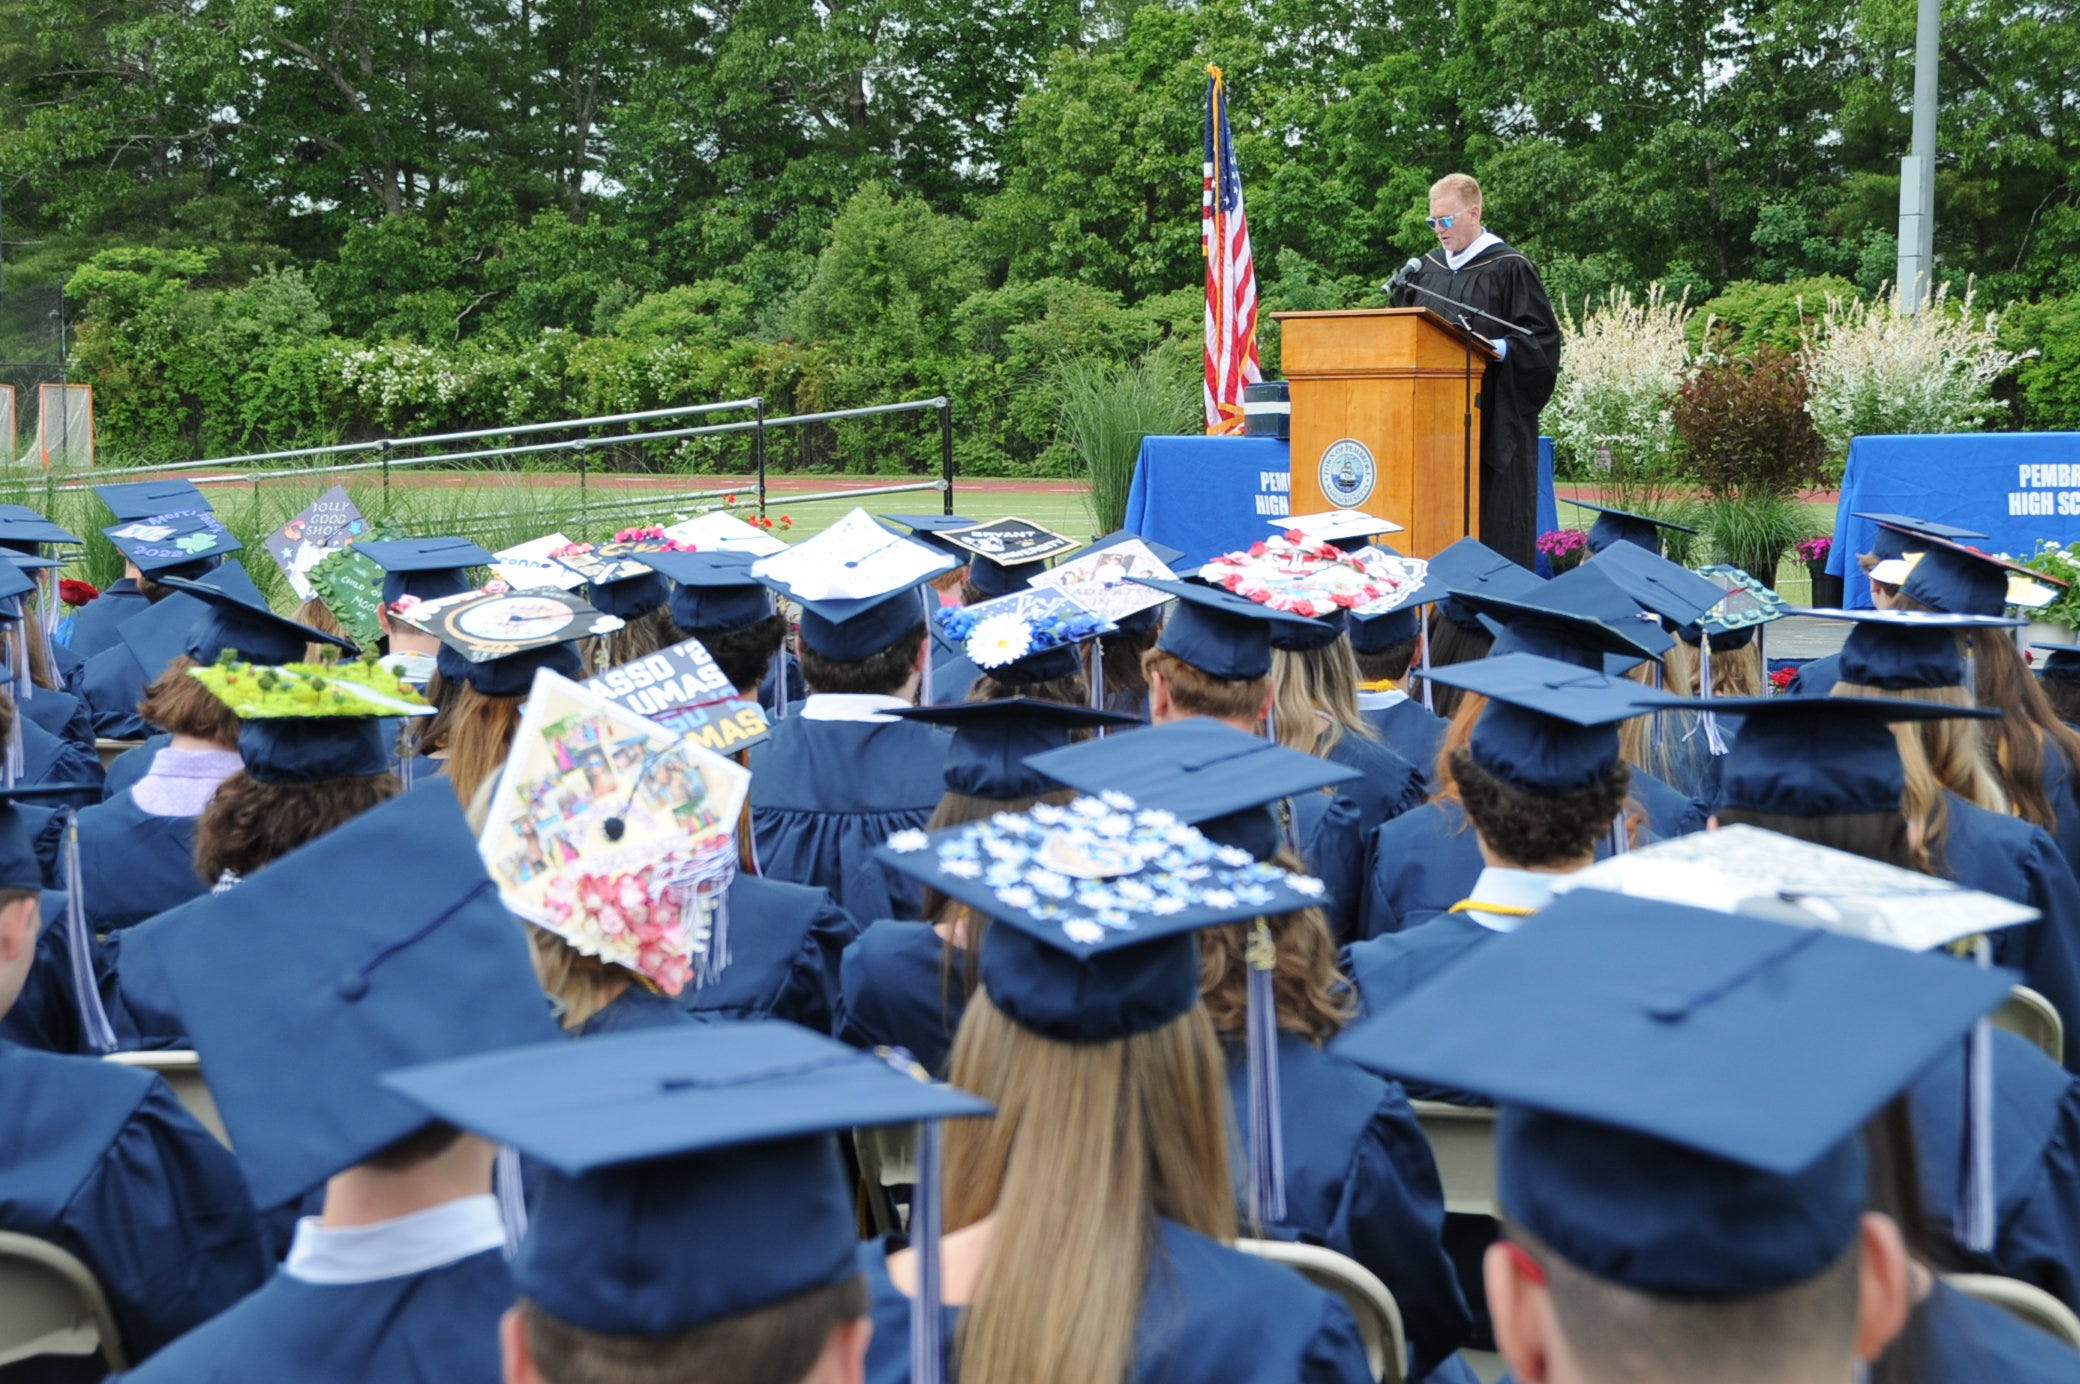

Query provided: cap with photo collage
[751,509,955,662]
[1429,536,1545,632]
[632,549,775,633]
[1711,694,2002,818]
[1424,653,1673,795]
[383,1022,991,1384]
[159,566,358,666]
[94,478,212,522]
[1797,607,2021,692]
[131,787,563,1208]
[889,698,1143,802]
[357,536,494,607]
[876,752,1335,1223]
[1076,529,1185,636]
[1334,889,2013,1297]
[188,657,433,783]
[102,509,241,576]
[1135,578,1322,682]
[1562,499,1699,556]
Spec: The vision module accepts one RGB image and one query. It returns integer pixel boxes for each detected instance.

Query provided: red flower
[1769,666,1797,692]
[1220,573,1244,592]
[780,515,793,527]
[1248,541,1268,557]
[59,579,100,607]
[1330,592,1360,608]
[725,493,738,505]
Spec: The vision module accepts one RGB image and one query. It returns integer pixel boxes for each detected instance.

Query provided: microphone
[1380,257,1423,297]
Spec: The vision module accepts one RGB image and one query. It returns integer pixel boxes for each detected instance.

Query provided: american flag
[1203,65,1261,435]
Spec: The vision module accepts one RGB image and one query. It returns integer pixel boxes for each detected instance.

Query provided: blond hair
[1430,173,1482,209]
[1663,638,1763,699]
[1269,642,1378,760]
[526,923,631,1032]
[1198,894,1350,1046]
[439,683,525,808]
[943,993,1237,1384]
[1833,679,2006,875]
[1142,648,1271,724]
[292,597,349,662]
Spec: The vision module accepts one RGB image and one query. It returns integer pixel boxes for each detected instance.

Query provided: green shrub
[1671,347,1824,500]
[2002,294,2080,431]
[1052,351,1197,534]
[1691,277,1860,356]
[1700,491,1817,586]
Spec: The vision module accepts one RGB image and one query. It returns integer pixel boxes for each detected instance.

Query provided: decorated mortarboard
[1677,565,1786,649]
[2032,639,2080,681]
[548,529,688,621]
[585,633,772,756]
[489,533,587,591]
[478,670,751,996]
[890,699,1143,801]
[1792,607,2020,691]
[158,568,358,666]
[660,510,790,558]
[189,658,432,783]
[1869,526,2063,615]
[383,1023,991,1366]
[882,513,981,561]
[1270,510,1405,553]
[1333,893,2012,1296]
[132,788,563,1206]
[1202,531,1429,621]
[263,486,370,602]
[358,535,495,607]
[935,589,1114,687]
[1465,563,1673,668]
[1137,578,1323,681]
[935,516,1081,569]
[1425,653,1667,794]
[750,508,954,661]
[1025,716,1358,863]
[632,549,775,633]
[1709,694,2001,817]
[1583,541,1726,628]
[94,478,211,522]
[398,587,619,697]
[1347,565,1447,654]
[1428,536,1545,630]
[1562,499,1699,555]
[1029,530,1183,629]
[102,510,241,574]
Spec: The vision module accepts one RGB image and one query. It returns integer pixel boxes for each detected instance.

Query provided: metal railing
[30,395,958,524]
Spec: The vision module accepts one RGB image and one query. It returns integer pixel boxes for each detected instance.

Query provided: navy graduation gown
[114,1248,514,1384]
[859,1218,1375,1384]
[1321,730,1424,842]
[1940,794,2080,1076]
[835,921,967,1076]
[19,687,95,752]
[756,647,807,717]
[61,792,207,934]
[1910,1026,2080,1311]
[63,581,149,662]
[677,873,860,1033]
[18,713,105,806]
[1290,792,1369,943]
[1783,650,1842,697]
[78,643,152,740]
[929,639,982,706]
[1903,1276,2080,1380]
[1226,1032,1472,1378]
[1362,696,1448,793]
[2038,741,2080,886]
[579,983,699,1036]
[747,717,948,920]
[50,637,86,698]
[0,1045,267,1383]
[103,734,171,800]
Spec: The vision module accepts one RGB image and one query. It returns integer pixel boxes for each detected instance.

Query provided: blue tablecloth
[1827,433,2080,608]
[1124,434,1557,569]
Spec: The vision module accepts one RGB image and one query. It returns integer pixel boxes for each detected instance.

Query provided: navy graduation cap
[1268,606,1346,653]
[159,568,357,665]
[583,565,671,622]
[1465,563,1673,669]
[102,510,241,575]
[1853,512,1986,564]
[1348,571,1448,654]
[752,527,954,663]
[1563,500,1698,556]
[1429,536,1543,632]
[435,636,584,698]
[633,549,775,632]
[1798,607,2020,691]
[1136,578,1323,681]
[0,504,80,552]
[883,513,979,561]
[116,591,210,686]
[358,536,494,607]
[1334,891,2012,1296]
[2033,639,2080,681]
[890,698,1143,800]
[1876,524,2065,617]
[1077,528,1187,636]
[1711,693,2001,817]
[230,708,406,785]
[0,559,36,606]
[94,478,211,522]
[384,1023,991,1336]
[132,788,562,1207]
[1585,540,1727,628]
[1426,653,1666,794]
[1024,715,1357,862]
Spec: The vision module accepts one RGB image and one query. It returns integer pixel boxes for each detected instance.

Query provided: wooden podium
[1270,307,1494,559]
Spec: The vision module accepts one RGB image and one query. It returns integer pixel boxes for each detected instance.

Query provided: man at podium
[1388,173,1563,569]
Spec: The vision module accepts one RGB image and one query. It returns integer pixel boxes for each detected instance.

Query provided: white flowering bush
[1800,282,2031,478]
[1545,284,1692,488]
[333,340,472,432]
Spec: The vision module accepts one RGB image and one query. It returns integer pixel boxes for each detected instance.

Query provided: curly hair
[138,658,242,745]
[1448,746,1632,868]
[1198,858,1351,1047]
[193,770,401,882]
[797,622,925,697]
[676,613,789,696]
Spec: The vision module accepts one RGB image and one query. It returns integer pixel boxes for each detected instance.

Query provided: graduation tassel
[1245,919,1287,1228]
[3,700,20,790]
[1697,634,1728,756]
[878,1049,949,1384]
[917,589,935,707]
[1607,814,1629,858]
[1418,615,1435,713]
[1957,937,1997,1255]
[63,813,119,1054]
[8,621,27,704]
[669,844,737,990]
[1089,638,1107,730]
[494,1145,529,1258]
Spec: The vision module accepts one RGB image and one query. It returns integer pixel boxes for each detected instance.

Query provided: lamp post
[1894,0,1940,314]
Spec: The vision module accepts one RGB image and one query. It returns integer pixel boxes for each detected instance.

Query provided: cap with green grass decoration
[190,656,433,783]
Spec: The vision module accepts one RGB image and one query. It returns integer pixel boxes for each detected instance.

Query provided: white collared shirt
[1355,687,1410,713]
[1458,866,1560,935]
[797,692,913,724]
[284,1194,504,1286]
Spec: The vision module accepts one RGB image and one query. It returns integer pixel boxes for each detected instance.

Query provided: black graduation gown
[0,1045,269,1383]
[63,581,149,661]
[1389,240,1562,569]
[677,873,860,1033]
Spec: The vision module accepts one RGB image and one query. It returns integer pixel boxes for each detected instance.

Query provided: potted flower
[1537,528,1589,575]
[1796,536,1840,607]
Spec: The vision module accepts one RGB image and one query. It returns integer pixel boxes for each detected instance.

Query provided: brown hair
[796,622,925,697]
[921,787,1078,1001]
[1831,679,2005,874]
[1449,746,1633,868]
[943,992,1237,1384]
[1662,638,1763,699]
[292,597,349,662]
[361,1120,465,1172]
[1413,606,1494,718]
[193,770,401,882]
[518,1277,869,1384]
[138,658,242,745]
[439,684,527,808]
[967,670,1088,707]
[1091,623,1160,708]
[599,608,680,672]
[1142,648,1271,723]
[526,922,634,1032]
[1714,805,1920,874]
[676,614,789,696]
[21,605,59,692]
[2040,672,2080,729]
[1353,638,1418,685]
[1198,897,1350,1047]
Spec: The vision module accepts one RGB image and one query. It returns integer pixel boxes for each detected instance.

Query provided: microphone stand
[1388,275,1538,339]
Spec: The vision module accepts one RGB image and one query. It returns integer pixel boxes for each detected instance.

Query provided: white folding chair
[103,1049,230,1148]
[93,740,141,774]
[0,1231,128,1373]
[1992,984,2064,1067]
[1237,1238,1406,1384]
[1944,1273,2080,1351]
[1410,1100,1498,1219]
